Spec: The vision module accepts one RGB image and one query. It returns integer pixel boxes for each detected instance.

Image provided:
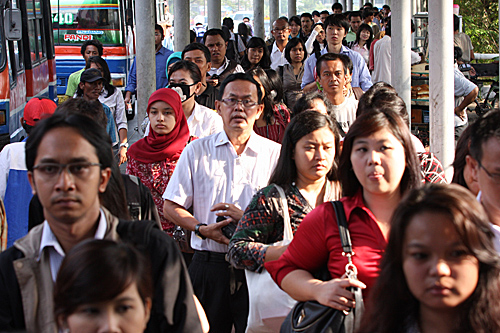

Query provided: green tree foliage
[456,0,499,54]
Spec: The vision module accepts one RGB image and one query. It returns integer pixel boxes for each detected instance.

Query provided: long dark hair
[339,108,421,197]
[452,125,473,189]
[86,56,116,97]
[285,37,307,64]
[54,240,153,322]
[237,22,249,48]
[311,22,327,59]
[355,23,373,49]
[360,184,500,332]
[268,111,340,188]
[248,67,274,125]
[241,37,271,71]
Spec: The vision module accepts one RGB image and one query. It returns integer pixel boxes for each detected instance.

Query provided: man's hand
[199,220,231,245]
[211,202,244,223]
[118,147,128,165]
[455,107,467,120]
[124,91,132,104]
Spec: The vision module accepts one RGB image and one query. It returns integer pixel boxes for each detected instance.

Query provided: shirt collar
[214,130,260,154]
[212,57,230,72]
[271,42,282,54]
[191,102,203,122]
[156,46,167,55]
[38,209,108,261]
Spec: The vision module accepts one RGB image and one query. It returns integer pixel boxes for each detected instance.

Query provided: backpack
[226,33,241,63]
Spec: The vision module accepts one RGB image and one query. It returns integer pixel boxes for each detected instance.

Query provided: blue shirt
[125,46,173,92]
[301,45,373,91]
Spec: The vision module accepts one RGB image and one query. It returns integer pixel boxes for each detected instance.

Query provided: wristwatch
[194,223,207,240]
[119,142,129,149]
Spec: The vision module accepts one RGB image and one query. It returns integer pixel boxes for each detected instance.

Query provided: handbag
[280,201,364,333]
[245,184,298,333]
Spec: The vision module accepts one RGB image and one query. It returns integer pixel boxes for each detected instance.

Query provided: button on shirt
[208,57,244,77]
[163,131,281,253]
[125,46,173,92]
[38,210,107,281]
[270,42,289,70]
[301,45,372,91]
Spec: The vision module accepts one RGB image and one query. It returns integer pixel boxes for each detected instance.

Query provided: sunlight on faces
[62,283,152,333]
[168,69,201,104]
[403,212,479,312]
[290,21,301,36]
[307,99,328,115]
[360,29,371,42]
[28,127,111,226]
[148,101,176,135]
[205,34,226,65]
[272,20,290,41]
[183,50,211,78]
[301,17,313,35]
[317,59,347,96]
[290,44,305,64]
[326,25,346,45]
[294,127,336,184]
[350,128,406,197]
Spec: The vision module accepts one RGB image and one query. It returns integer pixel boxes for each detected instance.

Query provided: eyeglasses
[221,98,258,108]
[33,162,102,181]
[478,160,500,183]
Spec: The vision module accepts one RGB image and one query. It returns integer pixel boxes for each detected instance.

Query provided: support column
[288,0,296,18]
[359,0,363,10]
[270,0,279,35]
[135,0,155,132]
[254,0,265,39]
[340,0,346,12]
[429,0,454,180]
[346,0,352,12]
[207,0,221,29]
[174,0,190,51]
[391,0,411,117]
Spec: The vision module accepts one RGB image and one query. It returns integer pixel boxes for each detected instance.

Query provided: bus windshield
[0,12,5,71]
[51,0,123,46]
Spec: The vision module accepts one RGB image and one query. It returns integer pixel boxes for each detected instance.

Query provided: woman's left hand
[211,203,244,222]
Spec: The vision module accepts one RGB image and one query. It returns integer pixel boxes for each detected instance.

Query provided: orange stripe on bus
[55,46,127,56]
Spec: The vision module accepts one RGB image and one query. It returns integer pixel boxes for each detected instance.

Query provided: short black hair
[217,72,263,104]
[289,15,301,26]
[357,82,409,126]
[332,3,343,12]
[382,4,390,10]
[168,60,202,84]
[348,11,362,20]
[469,110,500,164]
[324,14,350,34]
[154,24,164,39]
[312,10,320,17]
[222,17,234,30]
[362,8,374,19]
[292,91,334,117]
[80,40,103,57]
[182,42,211,63]
[26,114,113,172]
[320,10,330,15]
[316,53,352,78]
[454,14,460,32]
[203,28,227,43]
[454,46,463,61]
[363,2,373,8]
[300,12,313,20]
[285,37,307,64]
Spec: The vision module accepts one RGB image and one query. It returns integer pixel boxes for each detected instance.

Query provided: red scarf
[128,88,190,163]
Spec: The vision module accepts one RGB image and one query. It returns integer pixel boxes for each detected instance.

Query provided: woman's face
[62,282,151,333]
[89,63,104,77]
[148,100,176,135]
[316,28,325,43]
[350,128,406,197]
[168,68,200,104]
[403,212,479,313]
[360,29,371,42]
[290,21,300,35]
[248,47,264,65]
[290,44,305,64]
[294,126,336,185]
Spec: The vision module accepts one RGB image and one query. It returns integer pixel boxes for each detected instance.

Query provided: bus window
[11,40,23,71]
[0,13,5,72]
[51,0,123,46]
[36,19,46,58]
[28,20,37,61]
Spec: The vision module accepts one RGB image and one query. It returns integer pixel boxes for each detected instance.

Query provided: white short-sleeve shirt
[163,131,281,253]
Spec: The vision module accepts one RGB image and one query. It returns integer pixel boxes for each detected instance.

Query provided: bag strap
[274,184,293,242]
[331,201,351,254]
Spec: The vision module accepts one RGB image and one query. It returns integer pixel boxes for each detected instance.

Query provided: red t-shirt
[265,190,387,301]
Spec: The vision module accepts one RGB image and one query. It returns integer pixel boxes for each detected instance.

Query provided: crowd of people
[0,2,499,333]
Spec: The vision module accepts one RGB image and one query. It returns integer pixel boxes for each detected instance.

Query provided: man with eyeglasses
[0,114,203,332]
[203,29,244,89]
[466,110,500,252]
[163,73,280,333]
[269,18,291,70]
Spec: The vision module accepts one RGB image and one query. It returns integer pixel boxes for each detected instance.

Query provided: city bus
[50,0,136,99]
[0,0,57,146]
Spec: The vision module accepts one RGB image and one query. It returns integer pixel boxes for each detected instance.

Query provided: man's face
[154,29,163,46]
[301,17,313,35]
[333,8,342,14]
[316,59,346,96]
[313,15,320,23]
[320,13,329,23]
[79,80,103,101]
[183,49,211,79]
[350,16,362,32]
[83,45,99,63]
[28,127,111,227]
[383,8,390,18]
[326,24,346,46]
[272,20,290,42]
[364,14,374,23]
[215,80,264,134]
[469,137,500,220]
[205,34,226,65]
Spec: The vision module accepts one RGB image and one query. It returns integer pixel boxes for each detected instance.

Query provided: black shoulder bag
[280,201,364,333]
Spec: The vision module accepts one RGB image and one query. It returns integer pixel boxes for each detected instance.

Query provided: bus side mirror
[4,8,22,41]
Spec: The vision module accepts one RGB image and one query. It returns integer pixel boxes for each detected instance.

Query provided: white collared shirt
[163,131,281,253]
[270,42,289,70]
[38,209,107,281]
[208,57,244,77]
[187,102,224,138]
